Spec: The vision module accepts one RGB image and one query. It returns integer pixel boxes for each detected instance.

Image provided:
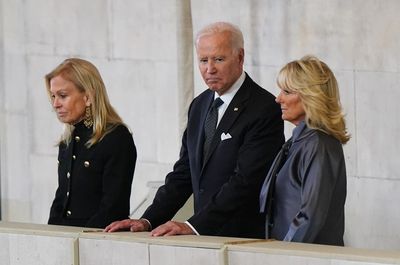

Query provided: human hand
[150,221,195,236]
[104,218,150,233]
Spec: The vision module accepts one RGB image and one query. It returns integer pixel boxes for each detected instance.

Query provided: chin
[208,86,220,92]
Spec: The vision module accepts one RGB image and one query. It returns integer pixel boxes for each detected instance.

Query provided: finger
[164,229,179,236]
[130,223,145,232]
[129,220,146,232]
[104,221,119,232]
[104,219,131,232]
[151,222,180,237]
[150,225,169,237]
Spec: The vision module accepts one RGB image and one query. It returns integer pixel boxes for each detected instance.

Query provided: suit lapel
[201,75,252,169]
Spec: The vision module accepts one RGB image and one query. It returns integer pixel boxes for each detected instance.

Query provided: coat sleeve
[86,126,137,228]
[283,137,345,242]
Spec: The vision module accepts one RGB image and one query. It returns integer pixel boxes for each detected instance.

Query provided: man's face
[196,32,244,96]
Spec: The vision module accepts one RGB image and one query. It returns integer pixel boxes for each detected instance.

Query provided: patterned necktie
[203,97,224,159]
[259,138,293,238]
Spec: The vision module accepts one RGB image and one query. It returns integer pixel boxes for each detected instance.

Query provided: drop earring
[83,106,93,128]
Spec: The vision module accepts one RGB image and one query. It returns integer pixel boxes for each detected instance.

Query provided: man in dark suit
[105,22,284,238]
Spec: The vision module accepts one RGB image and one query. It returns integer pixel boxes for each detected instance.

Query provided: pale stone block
[3,114,30,197]
[154,62,180,163]
[191,0,252,34]
[345,176,400,249]
[2,0,25,53]
[355,71,400,179]
[23,0,56,55]
[228,241,400,265]
[352,0,400,72]
[0,233,76,265]
[228,251,330,265]
[229,251,398,265]
[3,54,28,112]
[149,244,220,265]
[24,0,109,56]
[1,114,30,221]
[111,0,177,61]
[29,154,58,224]
[332,260,395,265]
[0,234,11,264]
[79,238,148,265]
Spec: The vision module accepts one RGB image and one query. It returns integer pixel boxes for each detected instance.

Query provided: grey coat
[260,121,347,246]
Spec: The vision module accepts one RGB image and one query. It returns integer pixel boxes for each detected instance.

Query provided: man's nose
[207,61,216,74]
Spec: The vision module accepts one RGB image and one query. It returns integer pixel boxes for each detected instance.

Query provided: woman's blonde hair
[277,55,350,144]
[45,58,124,147]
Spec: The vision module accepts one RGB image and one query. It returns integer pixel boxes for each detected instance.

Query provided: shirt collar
[292,120,307,143]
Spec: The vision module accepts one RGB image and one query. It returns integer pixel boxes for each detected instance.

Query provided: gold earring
[83,106,93,128]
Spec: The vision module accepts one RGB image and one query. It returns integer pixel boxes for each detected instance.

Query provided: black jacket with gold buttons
[48,121,136,228]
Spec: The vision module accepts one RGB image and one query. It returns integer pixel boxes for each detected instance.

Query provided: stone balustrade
[1,221,399,265]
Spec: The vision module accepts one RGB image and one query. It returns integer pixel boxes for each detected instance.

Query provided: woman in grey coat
[260,55,350,246]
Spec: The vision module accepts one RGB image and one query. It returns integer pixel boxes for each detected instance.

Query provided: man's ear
[238,48,245,65]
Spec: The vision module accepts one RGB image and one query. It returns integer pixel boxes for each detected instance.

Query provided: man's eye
[215,58,224,62]
[199,59,208,63]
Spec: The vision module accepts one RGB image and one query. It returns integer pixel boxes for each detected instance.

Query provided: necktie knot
[212,97,224,109]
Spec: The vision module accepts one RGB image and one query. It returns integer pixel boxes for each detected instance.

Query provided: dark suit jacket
[142,74,284,238]
[48,122,137,228]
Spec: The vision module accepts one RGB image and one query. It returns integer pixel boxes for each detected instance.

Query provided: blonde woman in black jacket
[46,58,136,228]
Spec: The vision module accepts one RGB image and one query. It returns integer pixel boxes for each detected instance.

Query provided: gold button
[75,136,80,142]
[67,172,70,178]
[66,210,72,216]
[72,155,76,160]
[84,161,90,167]
[66,192,69,196]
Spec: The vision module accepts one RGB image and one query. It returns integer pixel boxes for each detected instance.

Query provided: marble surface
[1,222,400,265]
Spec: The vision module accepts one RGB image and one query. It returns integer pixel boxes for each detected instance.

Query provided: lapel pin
[234,107,239,111]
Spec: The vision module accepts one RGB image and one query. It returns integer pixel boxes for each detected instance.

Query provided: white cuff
[185,221,200,235]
